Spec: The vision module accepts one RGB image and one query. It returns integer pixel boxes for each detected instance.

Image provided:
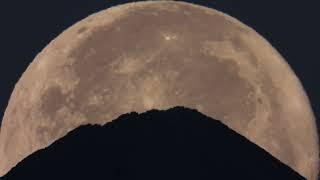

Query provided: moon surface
[0,1,318,179]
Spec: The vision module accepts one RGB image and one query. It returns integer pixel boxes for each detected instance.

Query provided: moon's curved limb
[0,1,318,179]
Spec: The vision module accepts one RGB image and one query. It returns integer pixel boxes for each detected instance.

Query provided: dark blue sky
[0,0,319,136]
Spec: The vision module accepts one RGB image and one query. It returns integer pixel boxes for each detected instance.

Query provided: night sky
[0,0,319,138]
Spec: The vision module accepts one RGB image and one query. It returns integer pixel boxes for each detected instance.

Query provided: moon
[0,1,318,179]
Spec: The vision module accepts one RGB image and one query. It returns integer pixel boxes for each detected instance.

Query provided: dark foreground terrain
[2,107,305,180]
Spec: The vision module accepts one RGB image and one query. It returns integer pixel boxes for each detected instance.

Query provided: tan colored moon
[0,1,318,179]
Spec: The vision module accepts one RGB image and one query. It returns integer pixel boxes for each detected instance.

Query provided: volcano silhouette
[2,106,305,180]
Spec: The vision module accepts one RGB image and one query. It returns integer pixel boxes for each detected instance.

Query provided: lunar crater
[39,86,68,118]
[77,26,88,34]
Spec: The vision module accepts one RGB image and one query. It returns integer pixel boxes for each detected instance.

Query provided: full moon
[0,1,318,179]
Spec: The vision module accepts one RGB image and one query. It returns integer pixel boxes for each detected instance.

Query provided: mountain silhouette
[2,106,305,180]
